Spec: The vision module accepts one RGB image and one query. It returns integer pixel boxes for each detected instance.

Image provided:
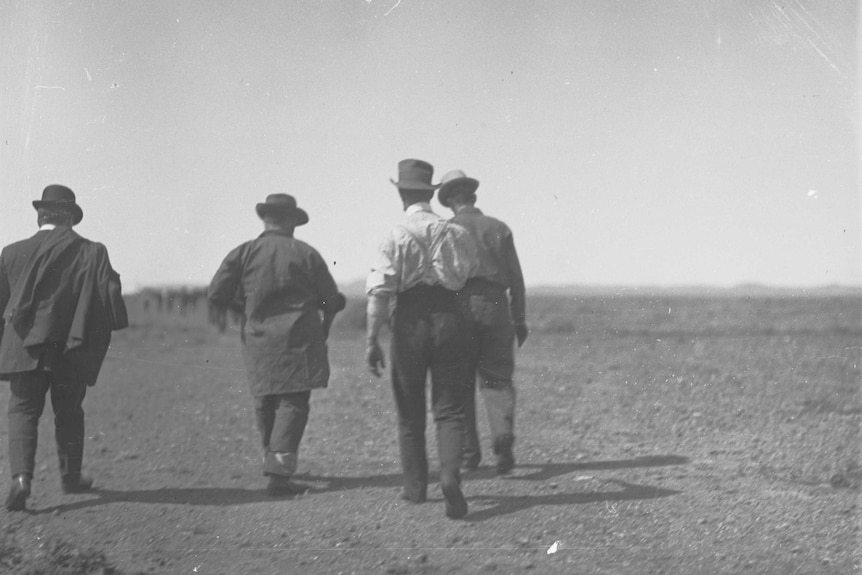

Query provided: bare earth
[0,293,859,574]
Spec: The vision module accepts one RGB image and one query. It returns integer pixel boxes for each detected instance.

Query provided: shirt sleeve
[208,244,246,310]
[504,231,526,324]
[366,231,401,297]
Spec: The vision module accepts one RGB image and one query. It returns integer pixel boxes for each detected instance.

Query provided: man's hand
[515,323,529,347]
[366,340,386,377]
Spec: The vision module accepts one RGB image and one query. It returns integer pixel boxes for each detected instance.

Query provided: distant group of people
[0,159,527,520]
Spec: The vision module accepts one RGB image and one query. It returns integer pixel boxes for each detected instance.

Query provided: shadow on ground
[34,454,688,519]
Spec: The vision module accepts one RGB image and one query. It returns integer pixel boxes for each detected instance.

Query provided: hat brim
[32,201,83,225]
[437,177,479,207]
[255,204,309,226]
[389,178,440,191]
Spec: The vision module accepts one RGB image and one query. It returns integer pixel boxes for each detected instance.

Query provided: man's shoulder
[452,210,511,233]
[1,235,39,258]
[255,234,323,260]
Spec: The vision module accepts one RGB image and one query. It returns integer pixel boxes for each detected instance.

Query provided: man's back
[209,230,338,320]
[0,227,125,380]
[367,204,478,297]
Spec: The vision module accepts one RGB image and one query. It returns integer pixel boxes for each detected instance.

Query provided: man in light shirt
[366,159,479,519]
[438,169,528,475]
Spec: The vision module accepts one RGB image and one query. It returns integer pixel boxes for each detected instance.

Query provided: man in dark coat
[438,170,528,475]
[0,185,128,511]
[209,194,345,496]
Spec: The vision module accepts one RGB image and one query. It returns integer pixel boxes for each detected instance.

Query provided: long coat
[208,230,344,396]
[0,227,128,386]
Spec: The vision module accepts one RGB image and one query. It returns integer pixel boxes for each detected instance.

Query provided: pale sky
[1,0,859,291]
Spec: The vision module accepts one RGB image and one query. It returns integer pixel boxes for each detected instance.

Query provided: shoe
[461,455,480,473]
[266,474,307,497]
[494,435,515,475]
[61,475,94,494]
[5,475,31,511]
[441,479,468,520]
[399,488,426,504]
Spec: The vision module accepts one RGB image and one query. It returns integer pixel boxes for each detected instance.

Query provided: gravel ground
[0,294,858,574]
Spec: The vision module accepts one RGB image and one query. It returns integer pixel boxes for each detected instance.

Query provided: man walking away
[438,170,528,475]
[209,194,345,496]
[366,159,479,519]
[0,185,128,511]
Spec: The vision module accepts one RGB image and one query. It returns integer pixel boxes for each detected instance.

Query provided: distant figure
[438,169,528,475]
[208,194,345,496]
[366,159,478,519]
[0,185,128,511]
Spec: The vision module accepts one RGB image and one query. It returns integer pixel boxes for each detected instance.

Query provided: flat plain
[0,290,859,574]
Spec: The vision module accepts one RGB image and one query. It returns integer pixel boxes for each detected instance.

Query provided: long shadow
[463,479,681,522]
[457,454,689,482]
[35,454,688,516]
[34,487,277,515]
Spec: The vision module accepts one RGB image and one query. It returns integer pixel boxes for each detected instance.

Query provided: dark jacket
[208,230,345,395]
[0,227,128,385]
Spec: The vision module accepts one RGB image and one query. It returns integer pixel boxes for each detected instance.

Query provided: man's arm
[312,250,346,340]
[365,233,400,377]
[504,231,528,346]
[0,256,9,344]
[208,244,245,310]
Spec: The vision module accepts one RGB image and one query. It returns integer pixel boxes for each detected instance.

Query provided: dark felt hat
[389,159,440,191]
[32,184,83,225]
[255,194,309,225]
[437,169,479,208]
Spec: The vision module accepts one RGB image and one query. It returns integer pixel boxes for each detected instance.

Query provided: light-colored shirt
[366,202,478,297]
[39,224,56,231]
[450,206,526,324]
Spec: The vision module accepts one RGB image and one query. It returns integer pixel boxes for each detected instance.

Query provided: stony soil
[0,293,859,574]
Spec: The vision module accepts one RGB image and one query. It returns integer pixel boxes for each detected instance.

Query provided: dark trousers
[391,286,472,501]
[254,391,311,477]
[7,364,87,481]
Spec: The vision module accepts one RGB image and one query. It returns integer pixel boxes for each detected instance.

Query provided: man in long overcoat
[209,194,345,496]
[0,185,128,511]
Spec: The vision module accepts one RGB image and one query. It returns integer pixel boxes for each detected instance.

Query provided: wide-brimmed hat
[437,169,479,207]
[255,194,309,225]
[32,184,83,225]
[389,159,440,191]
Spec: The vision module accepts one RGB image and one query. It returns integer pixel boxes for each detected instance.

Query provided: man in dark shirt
[0,185,127,511]
[438,170,528,475]
[209,194,345,496]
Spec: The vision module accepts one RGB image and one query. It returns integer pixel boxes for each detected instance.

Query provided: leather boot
[61,475,94,494]
[5,474,31,511]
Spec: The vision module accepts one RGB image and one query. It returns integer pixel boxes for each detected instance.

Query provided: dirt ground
[0,293,859,574]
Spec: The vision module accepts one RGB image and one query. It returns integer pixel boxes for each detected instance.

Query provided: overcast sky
[1,0,858,291]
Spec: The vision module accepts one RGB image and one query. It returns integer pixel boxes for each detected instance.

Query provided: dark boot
[440,472,467,520]
[265,474,307,497]
[5,474,31,511]
[61,475,93,494]
[493,434,515,475]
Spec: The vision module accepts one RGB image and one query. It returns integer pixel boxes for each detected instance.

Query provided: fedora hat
[389,159,440,191]
[255,194,309,225]
[437,169,479,208]
[32,184,83,225]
